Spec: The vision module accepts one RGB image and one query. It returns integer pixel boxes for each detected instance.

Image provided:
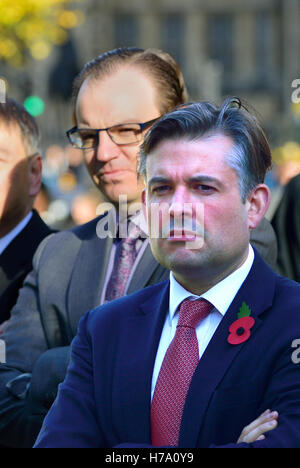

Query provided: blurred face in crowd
[143,135,269,294]
[75,67,161,209]
[0,121,42,237]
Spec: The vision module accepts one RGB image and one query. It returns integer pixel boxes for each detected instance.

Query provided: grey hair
[224,141,258,202]
[0,98,40,155]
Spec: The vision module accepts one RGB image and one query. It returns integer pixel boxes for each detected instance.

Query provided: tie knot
[119,222,142,247]
[127,222,142,242]
[178,298,213,328]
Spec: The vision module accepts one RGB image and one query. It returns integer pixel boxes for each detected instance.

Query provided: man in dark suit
[0,99,51,330]
[0,50,277,448]
[35,98,300,448]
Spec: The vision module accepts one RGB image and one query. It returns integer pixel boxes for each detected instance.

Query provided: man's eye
[118,127,137,133]
[81,132,96,140]
[152,185,170,194]
[196,184,215,192]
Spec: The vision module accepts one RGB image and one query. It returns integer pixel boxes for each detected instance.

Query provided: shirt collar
[117,209,148,238]
[130,209,148,236]
[0,211,33,255]
[169,244,255,321]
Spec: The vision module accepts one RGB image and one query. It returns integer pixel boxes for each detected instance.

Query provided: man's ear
[246,184,270,229]
[28,154,42,198]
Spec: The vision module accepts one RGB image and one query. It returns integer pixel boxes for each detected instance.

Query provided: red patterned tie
[105,223,142,301]
[151,298,214,446]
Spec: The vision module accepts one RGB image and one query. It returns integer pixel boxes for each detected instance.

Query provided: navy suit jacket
[34,251,300,448]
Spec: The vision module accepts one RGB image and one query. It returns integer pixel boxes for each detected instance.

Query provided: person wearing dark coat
[0,99,52,329]
[271,173,300,282]
[0,210,52,326]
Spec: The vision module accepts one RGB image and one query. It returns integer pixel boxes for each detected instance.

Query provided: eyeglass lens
[70,124,143,149]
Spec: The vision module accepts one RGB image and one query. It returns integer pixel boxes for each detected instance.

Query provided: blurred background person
[0,99,52,332]
[271,173,300,282]
[265,142,300,282]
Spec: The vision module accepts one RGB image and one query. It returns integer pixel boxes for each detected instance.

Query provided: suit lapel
[127,241,160,294]
[115,281,170,443]
[0,266,10,295]
[179,252,276,448]
[67,226,114,336]
[0,210,51,278]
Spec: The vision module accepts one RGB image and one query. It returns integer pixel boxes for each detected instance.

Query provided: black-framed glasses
[66,117,159,149]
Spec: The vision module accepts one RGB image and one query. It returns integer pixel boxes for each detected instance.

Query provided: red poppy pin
[227,301,255,345]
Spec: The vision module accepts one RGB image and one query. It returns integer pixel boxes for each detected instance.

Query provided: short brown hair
[72,47,188,121]
[0,98,40,154]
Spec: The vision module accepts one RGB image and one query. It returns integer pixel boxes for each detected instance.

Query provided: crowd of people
[0,46,299,449]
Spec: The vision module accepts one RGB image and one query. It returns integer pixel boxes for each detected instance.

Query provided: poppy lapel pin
[227,301,255,345]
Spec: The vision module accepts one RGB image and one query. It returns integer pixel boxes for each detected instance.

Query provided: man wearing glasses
[0,48,277,448]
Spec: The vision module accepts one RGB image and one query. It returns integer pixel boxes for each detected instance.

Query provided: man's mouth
[99,169,128,181]
[167,229,198,241]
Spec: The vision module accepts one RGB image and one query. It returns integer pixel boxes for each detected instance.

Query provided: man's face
[144,135,254,289]
[75,67,160,208]
[0,122,34,235]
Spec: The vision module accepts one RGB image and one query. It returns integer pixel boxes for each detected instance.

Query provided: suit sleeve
[0,235,57,447]
[116,341,300,449]
[209,343,300,448]
[34,312,105,448]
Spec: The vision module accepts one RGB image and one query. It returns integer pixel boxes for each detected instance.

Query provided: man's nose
[168,189,193,218]
[95,130,119,163]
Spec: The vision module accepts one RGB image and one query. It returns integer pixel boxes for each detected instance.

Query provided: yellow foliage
[0,0,85,65]
[273,141,300,165]
[292,102,300,117]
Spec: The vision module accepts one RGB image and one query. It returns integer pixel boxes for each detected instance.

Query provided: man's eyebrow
[148,176,171,186]
[148,174,225,188]
[188,175,222,185]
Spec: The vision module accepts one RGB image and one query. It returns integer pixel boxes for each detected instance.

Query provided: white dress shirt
[0,211,33,255]
[151,245,255,400]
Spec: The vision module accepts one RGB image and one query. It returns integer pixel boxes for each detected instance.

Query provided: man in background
[0,98,52,331]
